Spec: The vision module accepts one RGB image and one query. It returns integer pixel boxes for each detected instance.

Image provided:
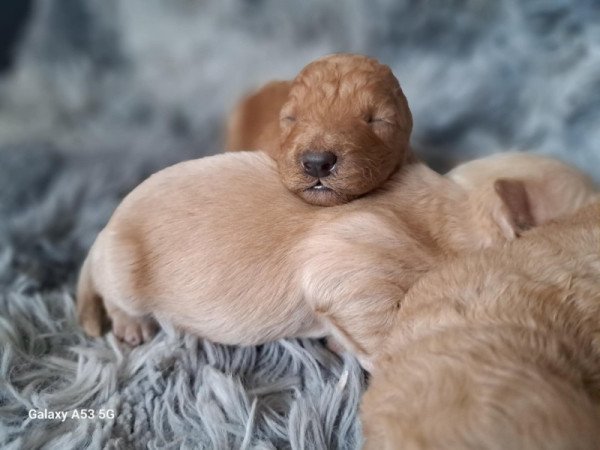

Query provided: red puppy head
[277,54,413,206]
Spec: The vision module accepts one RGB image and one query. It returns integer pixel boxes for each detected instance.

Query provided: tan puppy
[225,80,292,156]
[448,151,597,243]
[225,53,413,206]
[77,151,597,365]
[77,151,532,370]
[361,203,600,448]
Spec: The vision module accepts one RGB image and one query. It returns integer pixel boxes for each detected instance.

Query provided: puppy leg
[301,251,406,368]
[325,336,345,355]
[313,282,402,371]
[76,256,107,337]
[299,213,429,369]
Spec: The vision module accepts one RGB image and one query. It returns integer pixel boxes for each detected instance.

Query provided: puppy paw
[110,311,157,346]
[325,336,345,355]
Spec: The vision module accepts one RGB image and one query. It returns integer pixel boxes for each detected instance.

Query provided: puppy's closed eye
[279,101,297,124]
[280,115,296,132]
[366,115,393,126]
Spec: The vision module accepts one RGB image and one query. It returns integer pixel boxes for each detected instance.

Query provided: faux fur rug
[0,0,599,448]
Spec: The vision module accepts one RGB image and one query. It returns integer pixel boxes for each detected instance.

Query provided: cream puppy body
[361,201,600,449]
[78,151,503,366]
[448,152,597,242]
[78,151,598,368]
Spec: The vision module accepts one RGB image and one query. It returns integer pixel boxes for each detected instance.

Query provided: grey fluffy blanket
[0,0,599,448]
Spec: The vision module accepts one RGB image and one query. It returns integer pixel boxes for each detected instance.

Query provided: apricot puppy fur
[78,152,514,369]
[77,152,597,373]
[225,53,413,206]
[447,151,598,243]
[362,200,600,449]
[362,183,600,448]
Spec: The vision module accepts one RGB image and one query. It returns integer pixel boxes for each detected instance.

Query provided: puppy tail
[76,254,105,337]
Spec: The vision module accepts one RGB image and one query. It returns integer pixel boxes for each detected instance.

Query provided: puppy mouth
[297,179,352,206]
[306,180,332,192]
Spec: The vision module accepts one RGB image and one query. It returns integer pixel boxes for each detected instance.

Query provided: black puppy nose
[301,151,337,178]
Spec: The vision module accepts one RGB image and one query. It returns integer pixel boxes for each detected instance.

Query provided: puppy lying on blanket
[361,191,600,448]
[225,53,413,206]
[76,151,595,372]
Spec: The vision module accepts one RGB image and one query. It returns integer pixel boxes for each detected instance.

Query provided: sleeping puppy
[448,151,597,242]
[77,152,524,370]
[225,53,413,206]
[77,152,597,371]
[361,199,600,450]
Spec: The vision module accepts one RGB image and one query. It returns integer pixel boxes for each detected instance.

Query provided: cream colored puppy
[448,151,597,242]
[77,151,596,370]
[77,151,526,369]
[361,200,600,449]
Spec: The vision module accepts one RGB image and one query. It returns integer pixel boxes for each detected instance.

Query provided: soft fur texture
[447,152,599,244]
[77,152,512,371]
[361,200,600,450]
[77,151,597,372]
[1,0,600,448]
[226,54,413,206]
[226,80,292,156]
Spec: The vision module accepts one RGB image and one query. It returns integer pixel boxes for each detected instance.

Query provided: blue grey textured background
[0,0,599,448]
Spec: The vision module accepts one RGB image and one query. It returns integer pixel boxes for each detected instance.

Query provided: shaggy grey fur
[0,0,598,448]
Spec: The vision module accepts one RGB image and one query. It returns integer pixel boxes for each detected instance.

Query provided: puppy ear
[493,178,536,239]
